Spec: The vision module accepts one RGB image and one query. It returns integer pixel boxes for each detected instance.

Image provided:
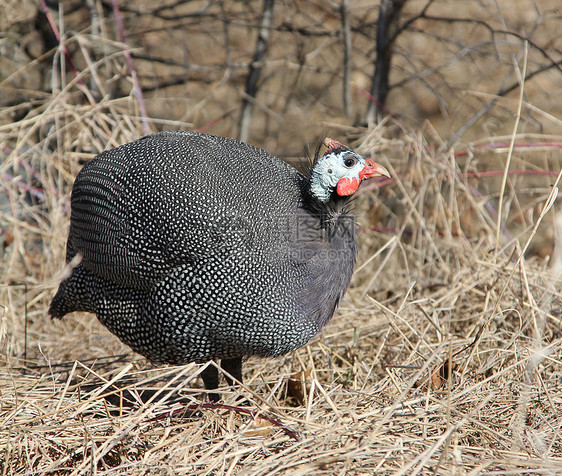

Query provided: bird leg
[201,363,220,402]
[200,358,242,402]
[220,357,243,387]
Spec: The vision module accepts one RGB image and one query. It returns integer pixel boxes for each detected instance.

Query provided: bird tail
[49,263,96,318]
[49,286,69,318]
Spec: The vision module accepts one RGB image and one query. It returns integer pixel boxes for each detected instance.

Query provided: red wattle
[336,177,360,196]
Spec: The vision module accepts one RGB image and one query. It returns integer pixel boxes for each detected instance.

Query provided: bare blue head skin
[309,138,390,203]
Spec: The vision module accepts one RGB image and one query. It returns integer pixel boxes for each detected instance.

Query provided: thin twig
[494,44,527,257]
[38,0,84,86]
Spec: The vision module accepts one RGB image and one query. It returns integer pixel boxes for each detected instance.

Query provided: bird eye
[343,155,358,168]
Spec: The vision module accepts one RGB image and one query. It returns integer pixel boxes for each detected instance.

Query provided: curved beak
[360,159,390,180]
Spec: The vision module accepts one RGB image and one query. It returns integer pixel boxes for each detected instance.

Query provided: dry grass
[2,12,562,475]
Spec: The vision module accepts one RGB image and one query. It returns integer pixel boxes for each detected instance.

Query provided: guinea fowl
[49,131,389,399]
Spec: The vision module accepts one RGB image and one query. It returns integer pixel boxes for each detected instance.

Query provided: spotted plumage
[50,131,389,398]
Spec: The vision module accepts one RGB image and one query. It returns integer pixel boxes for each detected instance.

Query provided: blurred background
[2,0,561,151]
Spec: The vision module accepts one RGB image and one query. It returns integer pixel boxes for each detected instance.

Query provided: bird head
[309,138,390,203]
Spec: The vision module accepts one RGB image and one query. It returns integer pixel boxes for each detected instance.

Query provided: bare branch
[442,57,562,150]
[366,0,408,124]
[238,0,275,143]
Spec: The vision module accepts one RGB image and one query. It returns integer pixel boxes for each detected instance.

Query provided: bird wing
[68,132,303,291]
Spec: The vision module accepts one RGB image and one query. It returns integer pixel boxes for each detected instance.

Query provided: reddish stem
[150,402,301,442]
[454,141,562,157]
[197,109,236,133]
[112,0,151,135]
[38,0,85,87]
[460,169,559,179]
[355,84,401,121]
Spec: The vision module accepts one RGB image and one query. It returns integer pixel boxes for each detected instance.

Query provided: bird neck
[295,193,358,331]
[305,179,352,221]
[309,169,334,203]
